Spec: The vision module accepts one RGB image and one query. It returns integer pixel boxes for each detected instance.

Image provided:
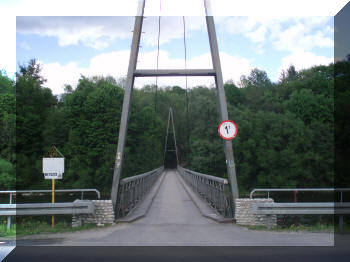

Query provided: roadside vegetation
[242,222,350,233]
[0,217,111,238]
[0,56,349,234]
[2,59,346,192]
[0,222,16,238]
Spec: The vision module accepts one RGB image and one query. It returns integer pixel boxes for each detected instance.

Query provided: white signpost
[43,158,64,179]
[42,146,64,229]
[218,120,238,140]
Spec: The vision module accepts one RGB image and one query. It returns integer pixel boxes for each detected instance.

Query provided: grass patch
[16,220,109,236]
[244,225,271,231]
[240,223,337,232]
[277,223,334,232]
[0,223,16,238]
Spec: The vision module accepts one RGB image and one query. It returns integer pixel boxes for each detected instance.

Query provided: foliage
[2,58,341,196]
[241,222,335,232]
[15,218,108,236]
[335,59,350,187]
[0,221,16,238]
[15,60,57,188]
[0,72,15,190]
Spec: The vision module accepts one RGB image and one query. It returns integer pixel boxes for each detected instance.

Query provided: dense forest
[0,57,349,195]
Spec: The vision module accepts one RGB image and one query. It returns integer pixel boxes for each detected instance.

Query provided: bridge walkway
[132,169,218,227]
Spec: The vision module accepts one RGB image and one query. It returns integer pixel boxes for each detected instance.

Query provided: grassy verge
[0,220,112,238]
[0,223,16,238]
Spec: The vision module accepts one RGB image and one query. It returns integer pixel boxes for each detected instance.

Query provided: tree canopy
[1,58,345,195]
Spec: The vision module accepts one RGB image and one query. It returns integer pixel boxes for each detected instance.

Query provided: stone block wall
[235,198,277,228]
[72,200,115,227]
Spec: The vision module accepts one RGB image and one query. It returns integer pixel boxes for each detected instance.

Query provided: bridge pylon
[163,107,179,168]
[111,0,239,213]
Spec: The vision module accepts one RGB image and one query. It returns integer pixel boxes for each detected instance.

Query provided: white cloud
[218,16,333,54]
[278,51,333,76]
[141,16,206,46]
[39,61,86,94]
[274,23,333,52]
[17,17,134,50]
[16,16,206,50]
[23,15,332,53]
[19,41,31,50]
[246,25,267,43]
[39,50,131,94]
[39,49,252,94]
[88,50,131,76]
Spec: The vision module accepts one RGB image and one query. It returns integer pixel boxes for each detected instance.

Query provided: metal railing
[177,165,234,217]
[250,188,350,229]
[250,188,350,199]
[0,200,94,216]
[116,166,164,218]
[0,189,101,200]
[253,202,350,215]
[0,189,100,229]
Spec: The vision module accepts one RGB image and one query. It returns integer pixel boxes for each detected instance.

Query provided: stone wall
[235,198,277,228]
[72,200,115,227]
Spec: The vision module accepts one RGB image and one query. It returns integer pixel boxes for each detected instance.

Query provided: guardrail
[0,189,101,200]
[250,188,350,229]
[0,189,100,229]
[0,200,94,216]
[177,165,234,217]
[253,202,350,215]
[116,166,164,218]
[249,188,350,199]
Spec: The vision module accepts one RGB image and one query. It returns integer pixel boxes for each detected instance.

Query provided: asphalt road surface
[16,170,334,246]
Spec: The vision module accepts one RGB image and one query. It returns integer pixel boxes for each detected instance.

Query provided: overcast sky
[1,0,348,94]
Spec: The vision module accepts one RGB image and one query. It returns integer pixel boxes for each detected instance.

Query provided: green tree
[12,58,338,197]
[0,71,16,189]
[335,59,350,187]
[16,60,57,188]
[61,76,124,190]
[0,159,15,189]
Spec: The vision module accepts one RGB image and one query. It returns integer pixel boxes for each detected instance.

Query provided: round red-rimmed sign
[218,120,238,140]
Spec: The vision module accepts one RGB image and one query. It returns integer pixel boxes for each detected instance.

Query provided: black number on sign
[225,126,230,134]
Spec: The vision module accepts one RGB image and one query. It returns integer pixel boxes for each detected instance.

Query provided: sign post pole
[43,145,64,229]
[52,179,55,228]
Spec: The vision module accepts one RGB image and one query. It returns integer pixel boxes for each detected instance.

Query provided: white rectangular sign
[43,158,64,173]
[44,173,63,179]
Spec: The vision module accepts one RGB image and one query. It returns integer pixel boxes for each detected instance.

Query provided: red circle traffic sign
[218,120,238,140]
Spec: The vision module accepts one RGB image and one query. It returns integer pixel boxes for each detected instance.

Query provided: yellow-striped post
[52,179,55,228]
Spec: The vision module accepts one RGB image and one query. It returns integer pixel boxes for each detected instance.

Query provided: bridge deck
[133,169,217,226]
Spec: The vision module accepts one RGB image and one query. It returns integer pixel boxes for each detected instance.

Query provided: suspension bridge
[110,0,239,218]
[0,0,347,255]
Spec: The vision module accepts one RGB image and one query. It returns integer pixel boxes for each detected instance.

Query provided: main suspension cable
[183,16,188,91]
[155,0,161,112]
[183,16,190,163]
